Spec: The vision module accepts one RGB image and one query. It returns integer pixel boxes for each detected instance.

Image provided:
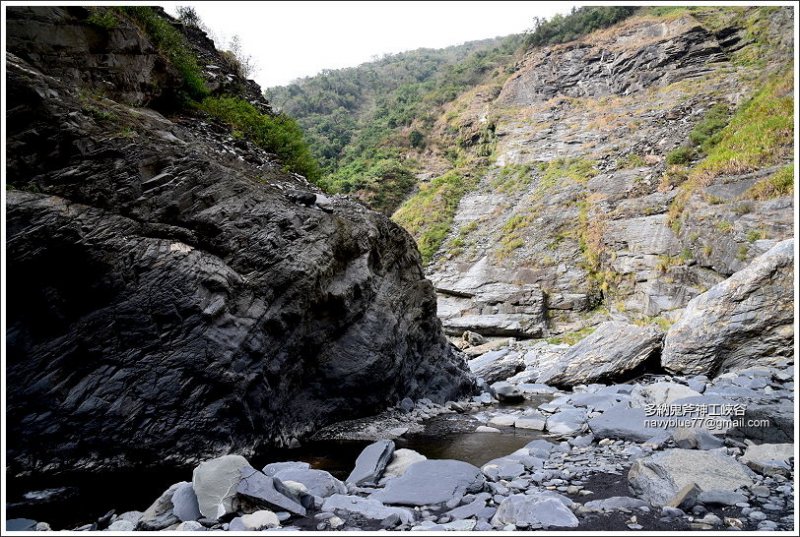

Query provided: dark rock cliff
[5,6,474,475]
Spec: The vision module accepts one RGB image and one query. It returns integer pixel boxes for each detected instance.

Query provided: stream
[6,399,547,530]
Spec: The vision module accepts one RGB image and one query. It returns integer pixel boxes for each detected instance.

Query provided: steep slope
[407,6,793,339]
[267,35,524,214]
[5,6,474,475]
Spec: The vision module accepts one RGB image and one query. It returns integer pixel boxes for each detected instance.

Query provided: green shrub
[199,96,320,182]
[393,170,480,262]
[119,6,208,101]
[320,158,416,214]
[666,146,695,165]
[746,164,794,200]
[409,130,425,148]
[689,103,730,152]
[87,8,119,30]
[525,6,637,49]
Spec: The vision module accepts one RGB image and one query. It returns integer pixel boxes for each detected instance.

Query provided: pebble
[749,511,767,521]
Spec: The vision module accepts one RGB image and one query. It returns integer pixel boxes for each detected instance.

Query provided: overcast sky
[161,1,576,89]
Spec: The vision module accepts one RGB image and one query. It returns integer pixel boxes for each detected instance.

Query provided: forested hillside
[266,35,524,213]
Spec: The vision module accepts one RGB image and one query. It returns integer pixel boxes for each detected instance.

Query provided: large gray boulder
[628,449,754,506]
[273,468,346,498]
[661,239,794,375]
[171,481,202,522]
[740,443,793,476]
[192,455,250,520]
[5,6,475,475]
[492,495,579,528]
[539,322,663,386]
[372,460,485,506]
[468,350,524,383]
[588,404,668,442]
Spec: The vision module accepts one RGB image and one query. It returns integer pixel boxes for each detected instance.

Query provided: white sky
[161,1,577,89]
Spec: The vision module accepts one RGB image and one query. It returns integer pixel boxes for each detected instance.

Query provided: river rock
[631,382,702,407]
[137,482,183,530]
[672,428,724,450]
[492,495,579,528]
[372,460,485,506]
[515,413,546,430]
[491,381,525,403]
[346,440,395,485]
[463,331,487,347]
[446,493,491,519]
[468,350,524,383]
[191,455,249,520]
[263,462,310,477]
[546,408,587,435]
[482,458,526,480]
[662,239,794,375]
[382,449,427,480]
[273,468,346,497]
[588,404,667,442]
[229,510,280,531]
[628,449,754,506]
[175,521,206,531]
[170,481,201,522]
[539,322,662,386]
[322,495,413,524]
[696,490,748,506]
[236,466,307,517]
[107,520,136,531]
[488,414,518,427]
[583,496,649,512]
[740,443,793,476]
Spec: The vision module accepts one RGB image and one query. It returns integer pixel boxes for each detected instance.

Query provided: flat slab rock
[236,466,307,517]
[371,459,485,506]
[322,494,413,524]
[628,449,754,506]
[346,440,395,486]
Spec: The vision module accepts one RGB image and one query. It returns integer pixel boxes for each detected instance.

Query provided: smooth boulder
[171,481,201,522]
[628,449,754,506]
[492,495,579,528]
[661,239,794,375]
[192,455,250,520]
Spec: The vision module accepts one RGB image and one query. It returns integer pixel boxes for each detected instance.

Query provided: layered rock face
[5,7,473,474]
[428,8,794,339]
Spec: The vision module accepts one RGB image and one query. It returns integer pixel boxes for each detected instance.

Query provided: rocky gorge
[3,4,797,534]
